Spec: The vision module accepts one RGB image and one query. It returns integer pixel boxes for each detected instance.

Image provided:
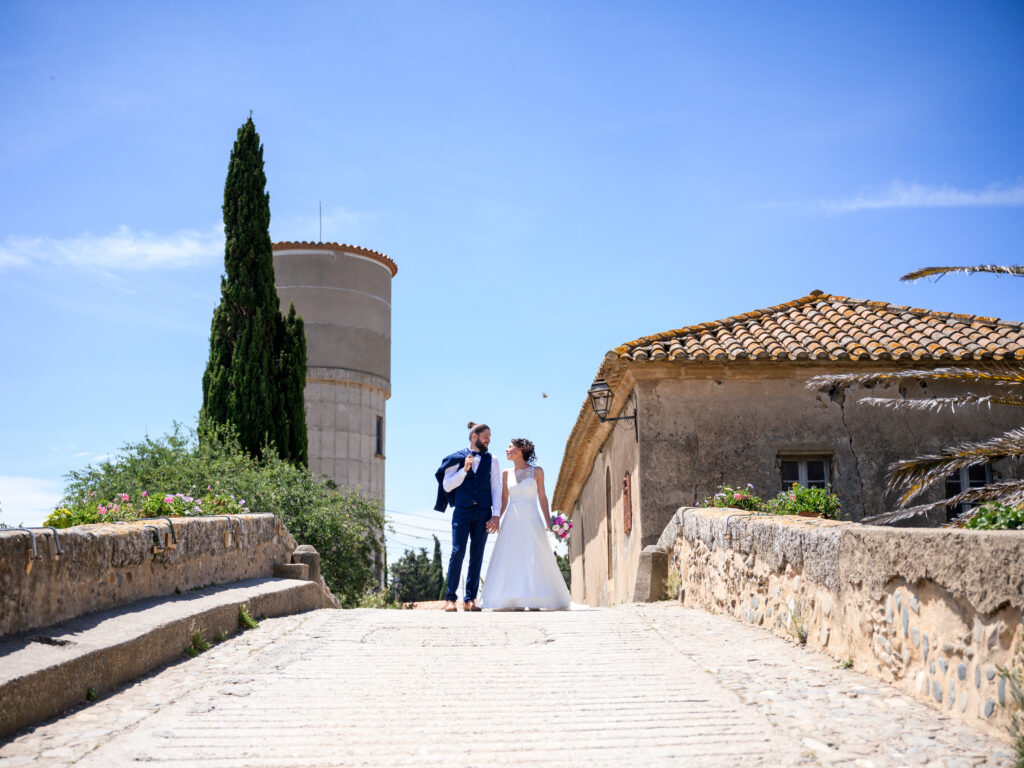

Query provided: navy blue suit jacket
[434,449,485,512]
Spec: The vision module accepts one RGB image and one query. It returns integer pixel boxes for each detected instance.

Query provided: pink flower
[111,504,119,512]
[97,506,107,514]
[120,494,129,502]
[142,491,148,498]
[163,495,174,504]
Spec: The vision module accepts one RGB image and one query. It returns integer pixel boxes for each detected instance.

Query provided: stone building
[552,291,1024,607]
[272,242,396,500]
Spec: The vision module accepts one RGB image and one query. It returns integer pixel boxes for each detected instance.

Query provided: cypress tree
[278,304,308,466]
[432,535,445,600]
[201,116,308,466]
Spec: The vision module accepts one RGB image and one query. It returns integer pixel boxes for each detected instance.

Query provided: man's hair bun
[467,421,476,430]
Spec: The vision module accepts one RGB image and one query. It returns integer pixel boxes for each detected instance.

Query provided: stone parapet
[643,507,1023,740]
[0,515,332,638]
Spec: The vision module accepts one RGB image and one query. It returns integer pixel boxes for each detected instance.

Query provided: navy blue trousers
[445,505,491,602]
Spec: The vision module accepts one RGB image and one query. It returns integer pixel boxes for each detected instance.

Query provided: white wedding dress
[481,466,572,611]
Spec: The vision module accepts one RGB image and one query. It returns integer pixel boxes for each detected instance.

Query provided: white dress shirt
[442,451,502,515]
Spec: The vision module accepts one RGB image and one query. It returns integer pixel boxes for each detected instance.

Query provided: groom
[434,422,502,612]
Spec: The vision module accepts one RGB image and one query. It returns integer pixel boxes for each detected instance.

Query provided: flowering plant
[550,514,573,541]
[764,483,842,519]
[43,490,248,528]
[698,484,763,511]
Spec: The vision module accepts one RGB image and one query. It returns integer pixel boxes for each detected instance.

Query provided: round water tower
[272,241,397,502]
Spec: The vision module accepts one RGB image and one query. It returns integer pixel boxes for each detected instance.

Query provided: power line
[387,520,451,536]
[385,508,443,520]
[386,529,446,543]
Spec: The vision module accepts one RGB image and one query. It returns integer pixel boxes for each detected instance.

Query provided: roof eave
[551,352,631,513]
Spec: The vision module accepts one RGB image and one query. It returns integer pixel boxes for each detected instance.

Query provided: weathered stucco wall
[660,507,1023,739]
[633,362,1023,530]
[569,392,641,606]
[567,360,1022,608]
[0,515,330,637]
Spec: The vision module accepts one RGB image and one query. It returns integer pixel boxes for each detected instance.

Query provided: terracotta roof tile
[611,291,1024,364]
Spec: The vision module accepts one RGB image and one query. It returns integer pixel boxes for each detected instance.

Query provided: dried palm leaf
[857,394,1024,412]
[807,364,1024,393]
[886,427,1024,505]
[862,479,1024,525]
[901,265,1024,281]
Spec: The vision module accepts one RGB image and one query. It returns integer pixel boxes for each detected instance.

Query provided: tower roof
[273,241,397,277]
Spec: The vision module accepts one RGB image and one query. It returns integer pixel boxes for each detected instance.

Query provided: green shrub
[765,484,843,519]
[238,604,259,631]
[184,628,211,657]
[698,484,762,511]
[50,422,384,606]
[963,502,1024,530]
[356,589,398,609]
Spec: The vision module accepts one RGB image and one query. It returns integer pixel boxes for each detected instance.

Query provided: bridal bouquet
[550,514,573,541]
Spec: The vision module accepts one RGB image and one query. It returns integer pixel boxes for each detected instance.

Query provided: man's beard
[471,438,489,453]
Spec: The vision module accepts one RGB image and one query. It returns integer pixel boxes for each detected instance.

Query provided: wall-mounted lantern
[587,377,638,441]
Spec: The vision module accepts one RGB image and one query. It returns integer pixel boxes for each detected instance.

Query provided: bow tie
[470,451,481,456]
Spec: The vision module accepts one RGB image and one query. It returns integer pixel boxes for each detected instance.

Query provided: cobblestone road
[0,604,1013,767]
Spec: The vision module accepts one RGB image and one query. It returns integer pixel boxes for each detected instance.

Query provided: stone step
[0,577,330,738]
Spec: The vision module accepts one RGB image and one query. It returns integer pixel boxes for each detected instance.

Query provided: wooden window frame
[778,454,832,490]
[945,464,991,521]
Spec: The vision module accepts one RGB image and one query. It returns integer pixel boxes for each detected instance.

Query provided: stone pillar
[633,545,669,602]
[291,544,321,584]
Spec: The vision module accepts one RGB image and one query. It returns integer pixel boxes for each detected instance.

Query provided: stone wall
[649,507,1022,740]
[0,514,333,637]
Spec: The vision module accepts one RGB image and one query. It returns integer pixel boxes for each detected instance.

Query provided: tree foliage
[807,265,1024,526]
[389,535,444,603]
[432,535,446,600]
[201,116,307,466]
[61,422,382,605]
[555,551,570,589]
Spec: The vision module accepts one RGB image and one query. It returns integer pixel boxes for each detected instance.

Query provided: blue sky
[2,1,1023,569]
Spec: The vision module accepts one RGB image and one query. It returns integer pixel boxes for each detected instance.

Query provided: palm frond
[860,505,937,526]
[901,265,1024,282]
[885,427,1024,505]
[806,364,1024,394]
[945,479,1024,508]
[857,394,1024,413]
[862,479,1024,525]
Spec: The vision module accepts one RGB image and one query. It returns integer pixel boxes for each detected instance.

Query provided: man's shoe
[464,600,481,612]
[444,601,458,612]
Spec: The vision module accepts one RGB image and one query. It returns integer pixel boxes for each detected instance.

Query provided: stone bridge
[0,603,1013,767]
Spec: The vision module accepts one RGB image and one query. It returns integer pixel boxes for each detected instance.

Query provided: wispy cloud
[0,475,63,527]
[819,180,1024,213]
[0,224,224,272]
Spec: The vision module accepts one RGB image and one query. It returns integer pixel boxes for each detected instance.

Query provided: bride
[481,438,571,611]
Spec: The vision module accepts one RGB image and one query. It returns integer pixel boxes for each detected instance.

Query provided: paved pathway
[0,604,1013,767]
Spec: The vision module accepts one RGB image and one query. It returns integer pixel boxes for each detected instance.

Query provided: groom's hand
[486,516,500,533]
[463,456,475,472]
